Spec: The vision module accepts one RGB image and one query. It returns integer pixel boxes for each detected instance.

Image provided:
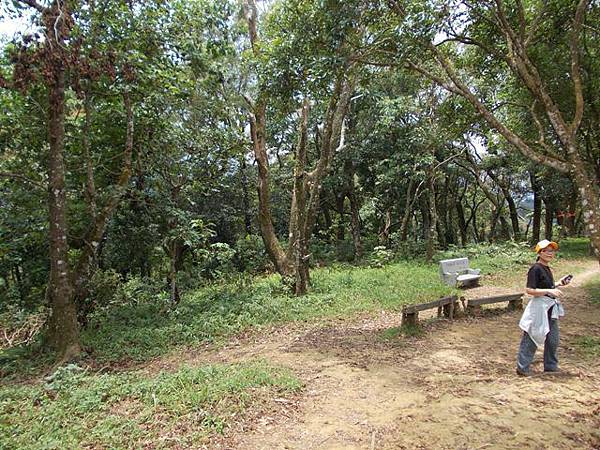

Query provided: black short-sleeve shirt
[526,263,555,290]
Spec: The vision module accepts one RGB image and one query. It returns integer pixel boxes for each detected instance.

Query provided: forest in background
[0,0,599,362]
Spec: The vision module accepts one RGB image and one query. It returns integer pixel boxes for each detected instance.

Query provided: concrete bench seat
[457,273,481,284]
[439,257,481,287]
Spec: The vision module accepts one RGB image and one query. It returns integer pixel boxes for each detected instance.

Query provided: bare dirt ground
[153,262,600,449]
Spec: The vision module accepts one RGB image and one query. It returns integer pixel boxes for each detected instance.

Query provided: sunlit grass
[0,361,300,449]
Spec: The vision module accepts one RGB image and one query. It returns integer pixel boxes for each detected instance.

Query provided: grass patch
[574,336,600,358]
[378,326,403,341]
[583,277,600,305]
[572,277,600,358]
[0,343,55,382]
[0,361,301,449]
[378,324,424,342]
[400,323,426,337]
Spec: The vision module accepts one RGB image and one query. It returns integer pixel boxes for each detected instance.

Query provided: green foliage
[233,234,269,273]
[583,277,600,306]
[400,323,426,338]
[0,342,53,382]
[369,246,395,268]
[378,326,403,341]
[575,274,600,358]
[378,323,425,342]
[72,261,453,364]
[198,242,237,280]
[0,361,301,449]
[86,269,123,309]
[388,236,430,261]
[114,276,168,306]
[556,238,593,259]
[574,336,600,358]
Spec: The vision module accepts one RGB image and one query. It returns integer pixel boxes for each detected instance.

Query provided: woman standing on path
[516,240,572,376]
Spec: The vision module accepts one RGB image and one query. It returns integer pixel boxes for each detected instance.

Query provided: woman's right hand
[547,288,564,298]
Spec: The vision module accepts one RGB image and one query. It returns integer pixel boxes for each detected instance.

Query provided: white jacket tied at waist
[519,296,565,348]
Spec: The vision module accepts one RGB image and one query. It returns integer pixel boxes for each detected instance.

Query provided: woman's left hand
[559,275,573,286]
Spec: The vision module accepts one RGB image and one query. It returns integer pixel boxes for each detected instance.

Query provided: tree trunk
[291,100,310,295]
[421,198,433,261]
[240,155,252,235]
[400,178,415,242]
[543,197,554,241]
[378,208,392,246]
[345,161,363,259]
[348,189,363,259]
[244,0,355,287]
[530,172,542,244]
[488,205,501,242]
[303,73,354,241]
[567,151,600,257]
[456,201,468,247]
[167,240,185,305]
[502,188,520,240]
[443,176,456,246]
[72,93,134,323]
[499,215,511,240]
[425,174,437,262]
[565,190,578,237]
[335,192,345,242]
[322,201,333,237]
[45,31,80,359]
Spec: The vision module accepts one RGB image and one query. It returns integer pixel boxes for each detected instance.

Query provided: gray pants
[517,314,560,373]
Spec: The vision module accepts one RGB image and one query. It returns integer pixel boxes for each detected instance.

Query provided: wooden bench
[465,293,523,315]
[439,257,481,287]
[402,295,459,326]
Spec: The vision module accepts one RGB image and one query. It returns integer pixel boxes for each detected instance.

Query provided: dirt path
[157,263,600,449]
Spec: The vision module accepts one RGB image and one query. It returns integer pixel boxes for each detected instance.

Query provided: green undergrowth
[583,277,600,305]
[0,361,301,449]
[81,261,454,364]
[574,336,600,358]
[574,277,600,358]
[378,324,424,341]
[2,239,593,377]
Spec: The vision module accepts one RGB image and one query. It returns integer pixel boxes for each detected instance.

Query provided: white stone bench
[439,257,481,287]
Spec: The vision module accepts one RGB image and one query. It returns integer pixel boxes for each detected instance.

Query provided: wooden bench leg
[507,297,523,311]
[402,312,418,327]
[466,304,482,316]
[442,300,456,319]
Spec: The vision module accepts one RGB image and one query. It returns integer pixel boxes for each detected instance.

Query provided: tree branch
[419,43,570,173]
[524,2,549,47]
[0,172,46,190]
[405,61,464,96]
[243,0,259,56]
[515,0,526,41]
[16,0,45,13]
[569,0,589,138]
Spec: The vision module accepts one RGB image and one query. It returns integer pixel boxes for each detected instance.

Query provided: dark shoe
[544,368,564,375]
[516,368,531,377]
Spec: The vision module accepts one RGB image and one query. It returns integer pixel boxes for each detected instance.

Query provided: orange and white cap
[534,239,559,253]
